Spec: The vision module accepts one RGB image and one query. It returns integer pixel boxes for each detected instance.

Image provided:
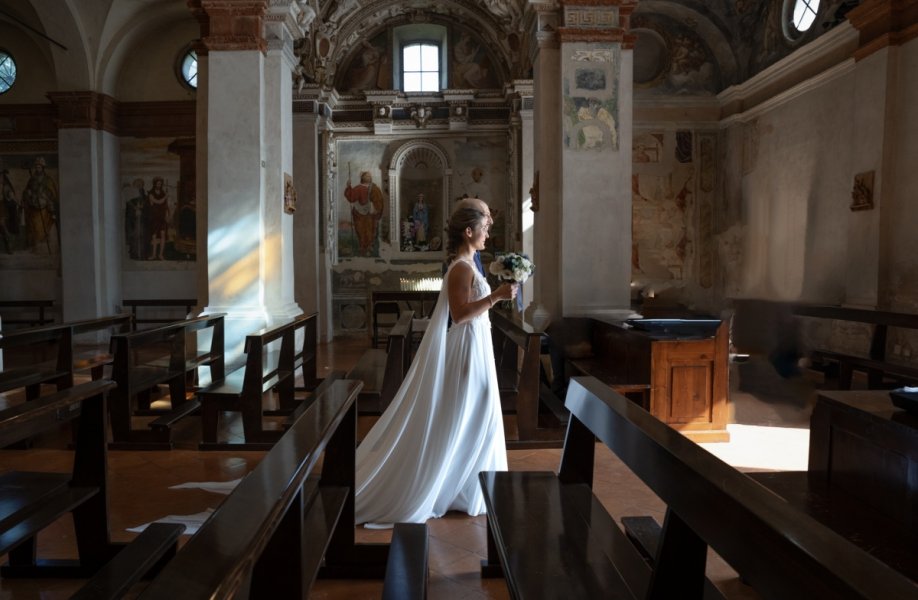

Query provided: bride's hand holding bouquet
[488,253,535,310]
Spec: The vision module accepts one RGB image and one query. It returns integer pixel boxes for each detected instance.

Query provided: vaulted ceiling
[0,0,862,96]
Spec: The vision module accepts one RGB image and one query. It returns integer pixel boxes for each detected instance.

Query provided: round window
[783,0,821,41]
[0,50,17,95]
[179,48,198,89]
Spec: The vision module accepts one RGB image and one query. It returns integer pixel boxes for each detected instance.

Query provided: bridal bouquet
[489,253,535,310]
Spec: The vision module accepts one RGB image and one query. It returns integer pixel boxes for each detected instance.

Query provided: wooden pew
[479,376,917,599]
[490,310,566,448]
[0,314,133,400]
[370,290,438,348]
[136,379,430,599]
[347,311,413,415]
[121,298,196,330]
[197,317,311,450]
[0,299,55,329]
[108,314,226,450]
[262,313,322,415]
[793,304,918,389]
[749,389,918,582]
[730,299,918,389]
[0,380,183,581]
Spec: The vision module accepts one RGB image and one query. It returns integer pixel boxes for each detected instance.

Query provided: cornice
[46,91,118,134]
[196,0,267,52]
[847,0,918,60]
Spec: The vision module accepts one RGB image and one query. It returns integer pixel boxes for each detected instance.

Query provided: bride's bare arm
[447,261,516,324]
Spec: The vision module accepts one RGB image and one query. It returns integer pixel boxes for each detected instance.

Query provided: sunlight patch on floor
[699,424,810,472]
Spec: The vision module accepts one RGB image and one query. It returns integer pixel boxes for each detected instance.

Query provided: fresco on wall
[630,14,720,96]
[633,133,664,163]
[562,45,620,151]
[451,29,499,89]
[340,32,390,92]
[336,140,390,259]
[120,138,193,266]
[0,153,60,268]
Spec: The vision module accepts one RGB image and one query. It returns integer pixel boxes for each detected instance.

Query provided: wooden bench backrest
[0,379,115,447]
[380,311,414,400]
[1,314,133,387]
[136,379,362,599]
[490,311,541,377]
[240,317,301,395]
[297,312,319,389]
[563,376,917,599]
[110,314,226,392]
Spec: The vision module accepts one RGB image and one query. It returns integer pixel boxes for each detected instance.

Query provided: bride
[354,205,518,526]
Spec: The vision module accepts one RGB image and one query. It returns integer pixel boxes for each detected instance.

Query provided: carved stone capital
[47,91,118,133]
[192,0,268,52]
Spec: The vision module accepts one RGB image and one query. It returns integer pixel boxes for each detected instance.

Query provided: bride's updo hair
[446,207,486,265]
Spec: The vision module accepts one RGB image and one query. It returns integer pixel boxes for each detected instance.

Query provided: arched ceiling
[1,0,861,97]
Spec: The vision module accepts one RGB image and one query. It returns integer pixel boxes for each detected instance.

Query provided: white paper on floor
[127,508,215,535]
[169,478,242,495]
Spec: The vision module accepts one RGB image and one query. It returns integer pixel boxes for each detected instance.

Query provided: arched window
[0,50,17,94]
[178,48,198,89]
[783,0,820,41]
[402,43,439,92]
[393,24,447,91]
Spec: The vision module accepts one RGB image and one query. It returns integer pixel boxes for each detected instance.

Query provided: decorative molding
[718,22,858,121]
[557,27,626,43]
[47,92,118,133]
[0,140,58,153]
[847,0,918,60]
[118,101,197,137]
[0,104,57,140]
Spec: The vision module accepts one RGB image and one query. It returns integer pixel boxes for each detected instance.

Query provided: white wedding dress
[354,259,508,525]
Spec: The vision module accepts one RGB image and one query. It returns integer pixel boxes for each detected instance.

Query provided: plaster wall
[731,67,854,303]
[884,37,918,359]
[114,20,199,102]
[0,22,57,104]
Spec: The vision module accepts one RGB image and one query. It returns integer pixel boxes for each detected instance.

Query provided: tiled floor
[0,339,819,599]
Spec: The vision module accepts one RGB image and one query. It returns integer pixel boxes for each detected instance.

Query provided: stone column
[557,0,636,319]
[293,89,333,341]
[191,0,302,360]
[264,1,303,320]
[530,4,563,329]
[47,92,122,322]
[509,81,536,321]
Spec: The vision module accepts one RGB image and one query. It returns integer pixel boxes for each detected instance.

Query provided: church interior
[1,0,917,598]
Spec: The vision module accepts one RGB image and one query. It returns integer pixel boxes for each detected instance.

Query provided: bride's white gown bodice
[354,259,508,525]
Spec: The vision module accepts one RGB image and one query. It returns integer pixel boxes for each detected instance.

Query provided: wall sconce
[410,105,431,128]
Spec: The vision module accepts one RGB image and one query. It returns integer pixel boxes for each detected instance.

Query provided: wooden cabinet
[559,317,729,442]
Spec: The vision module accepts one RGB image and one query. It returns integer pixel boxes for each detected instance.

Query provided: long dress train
[354,259,507,525]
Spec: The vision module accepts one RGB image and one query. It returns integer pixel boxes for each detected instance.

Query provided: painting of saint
[451,30,498,88]
[344,171,385,256]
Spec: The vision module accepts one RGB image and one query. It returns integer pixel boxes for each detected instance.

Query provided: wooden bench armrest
[70,522,185,600]
[382,523,429,600]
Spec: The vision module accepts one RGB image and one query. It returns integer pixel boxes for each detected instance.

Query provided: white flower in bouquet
[489,253,535,284]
